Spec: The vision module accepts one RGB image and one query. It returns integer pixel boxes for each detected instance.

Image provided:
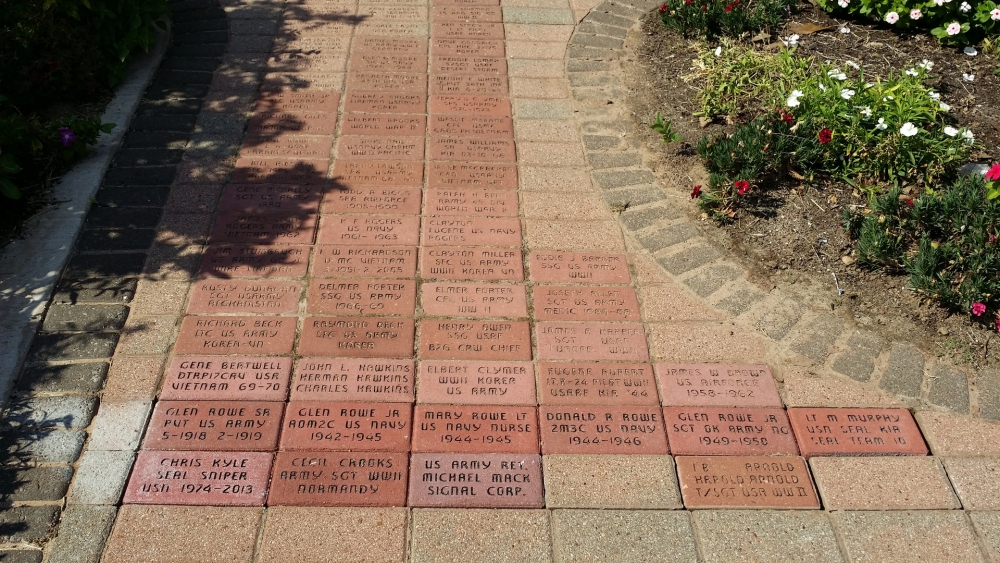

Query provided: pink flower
[990,234,997,244]
[992,7,1000,20]
[986,164,1000,181]
[885,11,899,23]
[734,180,750,195]
[910,8,922,19]
[972,302,987,316]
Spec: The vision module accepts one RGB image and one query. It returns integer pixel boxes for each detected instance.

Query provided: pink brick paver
[101,1,982,561]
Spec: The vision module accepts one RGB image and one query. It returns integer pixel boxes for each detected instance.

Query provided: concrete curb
[564,3,994,419]
[0,25,171,403]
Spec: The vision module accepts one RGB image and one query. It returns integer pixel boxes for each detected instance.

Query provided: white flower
[946,22,962,35]
[714,46,722,57]
[784,34,800,46]
[818,83,828,91]
[900,122,920,136]
[786,89,803,108]
[883,95,894,101]
[943,126,959,136]
[939,102,950,111]
[918,59,934,70]
[859,106,872,118]
[839,26,851,33]
[846,61,860,70]
[964,46,978,56]
[905,68,919,76]
[828,69,847,80]
[838,0,848,7]
[991,8,1000,19]
[876,118,888,130]
[865,82,875,88]
[963,73,975,81]
[934,0,946,5]
[929,91,941,100]
[960,1,971,11]
[910,8,922,19]
[885,11,899,23]
[962,129,975,144]
[841,89,856,99]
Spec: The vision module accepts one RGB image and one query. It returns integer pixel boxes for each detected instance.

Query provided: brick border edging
[562,2,1000,421]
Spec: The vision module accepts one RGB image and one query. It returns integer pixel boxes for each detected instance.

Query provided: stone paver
[102,506,262,563]
[941,457,1000,510]
[411,509,553,563]
[551,509,698,562]
[692,510,844,563]
[831,511,987,562]
[543,454,682,508]
[258,507,408,563]
[809,456,960,509]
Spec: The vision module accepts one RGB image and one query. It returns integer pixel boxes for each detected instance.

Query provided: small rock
[938,327,950,336]
[699,116,712,128]
[841,255,856,265]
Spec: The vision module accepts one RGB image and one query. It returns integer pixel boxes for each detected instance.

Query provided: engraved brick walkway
[6,0,1000,560]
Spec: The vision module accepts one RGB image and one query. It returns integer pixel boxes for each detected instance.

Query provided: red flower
[986,164,1000,181]
[684,0,692,5]
[659,2,668,12]
[691,185,702,199]
[818,128,833,144]
[782,112,795,125]
[734,180,750,195]
[990,234,996,244]
[905,198,915,207]
[724,3,733,11]
[701,4,707,11]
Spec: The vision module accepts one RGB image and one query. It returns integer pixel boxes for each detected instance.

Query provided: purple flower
[58,127,77,147]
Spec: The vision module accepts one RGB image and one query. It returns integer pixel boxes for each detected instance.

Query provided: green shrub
[658,0,795,39]
[695,41,810,119]
[843,174,1000,331]
[816,0,1000,45]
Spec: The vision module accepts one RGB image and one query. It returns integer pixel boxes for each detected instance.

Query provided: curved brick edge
[0,0,260,558]
[563,4,998,420]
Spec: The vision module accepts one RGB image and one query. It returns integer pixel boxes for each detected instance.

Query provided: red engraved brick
[283,0,354,16]
[528,252,631,284]
[271,34,351,53]
[298,317,415,358]
[186,279,302,315]
[266,451,409,506]
[432,22,504,39]
[408,453,542,507]
[352,36,428,55]
[429,115,513,137]
[231,158,329,184]
[351,52,427,73]
[337,136,425,161]
[412,405,538,453]
[536,322,648,362]
[142,400,284,451]
[239,136,333,161]
[331,160,423,187]
[346,72,427,92]
[267,52,348,74]
[424,189,518,217]
[343,91,427,114]
[307,278,417,316]
[317,215,420,246]
[247,111,338,136]
[208,212,317,245]
[290,359,415,402]
[355,20,428,36]
[219,184,322,215]
[430,74,508,96]
[160,356,292,401]
[429,162,517,190]
[281,19,352,37]
[340,114,427,136]
[533,285,640,322]
[539,405,668,454]
[421,217,522,247]
[537,362,659,406]
[786,408,928,457]
[420,282,526,318]
[429,95,510,116]
[323,186,423,215]
[356,5,427,21]
[199,245,310,279]
[428,137,515,162]
[676,456,820,509]
[432,5,503,21]
[279,401,412,451]
[418,320,530,360]
[431,38,505,57]
[260,72,345,92]
[416,361,535,405]
[433,0,500,5]
[255,91,341,113]
[311,245,418,279]
[174,316,297,355]
[123,451,272,506]
[420,247,524,281]
[656,363,783,408]
[663,407,798,456]
[431,56,506,75]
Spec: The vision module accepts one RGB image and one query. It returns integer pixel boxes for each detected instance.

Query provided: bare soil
[622,4,1000,369]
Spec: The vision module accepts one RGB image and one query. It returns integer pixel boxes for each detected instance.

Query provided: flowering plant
[987,163,1000,199]
[659,0,794,39]
[816,0,1000,44]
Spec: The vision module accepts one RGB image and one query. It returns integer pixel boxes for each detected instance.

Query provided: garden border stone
[565,2,995,420]
[0,24,171,403]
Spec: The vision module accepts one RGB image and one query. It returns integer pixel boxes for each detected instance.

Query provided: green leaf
[0,154,22,174]
[0,178,21,200]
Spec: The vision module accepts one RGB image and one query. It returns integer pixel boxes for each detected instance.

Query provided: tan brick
[508,59,566,78]
[781,368,905,408]
[518,142,586,167]
[514,119,578,142]
[258,507,407,563]
[116,316,179,356]
[551,509,697,563]
[832,511,986,563]
[506,41,567,60]
[102,506,262,563]
[504,24,574,42]
[130,280,191,316]
[543,455,682,508]
[103,356,165,401]
[942,457,1000,510]
[520,166,593,191]
[646,322,767,363]
[810,456,959,510]
[155,213,214,246]
[916,411,1000,456]
[510,77,570,98]
[524,219,625,252]
[521,192,611,220]
[639,284,724,322]
[411,509,552,563]
[693,511,844,563]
